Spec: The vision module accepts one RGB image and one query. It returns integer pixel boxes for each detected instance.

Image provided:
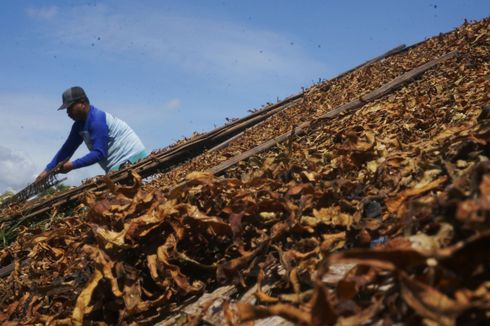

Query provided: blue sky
[0,0,489,192]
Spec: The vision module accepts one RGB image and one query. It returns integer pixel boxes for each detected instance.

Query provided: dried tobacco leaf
[385,176,448,215]
[71,269,103,326]
[399,271,463,325]
[237,302,311,324]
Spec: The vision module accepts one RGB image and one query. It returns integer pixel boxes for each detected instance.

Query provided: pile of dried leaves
[148,18,487,192]
[0,17,489,325]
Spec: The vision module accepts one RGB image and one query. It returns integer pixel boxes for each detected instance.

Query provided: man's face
[67,102,87,121]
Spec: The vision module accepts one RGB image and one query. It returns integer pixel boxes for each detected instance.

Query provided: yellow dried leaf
[312,207,353,227]
[94,226,128,248]
[237,303,311,324]
[386,176,448,214]
[71,270,103,326]
[366,160,378,173]
[185,171,214,180]
[259,212,276,219]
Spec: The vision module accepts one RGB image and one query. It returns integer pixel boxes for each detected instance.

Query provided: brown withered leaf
[336,265,378,301]
[92,225,129,249]
[183,204,232,236]
[156,236,204,295]
[123,281,143,313]
[83,245,124,299]
[222,300,235,326]
[336,295,384,326]
[479,174,490,196]
[71,269,103,326]
[328,247,428,272]
[217,239,270,284]
[320,232,347,254]
[385,175,448,215]
[309,283,338,325]
[437,231,490,282]
[312,206,354,228]
[104,170,142,199]
[408,223,454,253]
[399,271,464,326]
[456,173,490,227]
[254,266,279,304]
[0,293,28,323]
[2,17,490,325]
[185,171,215,183]
[237,302,311,324]
[146,254,161,285]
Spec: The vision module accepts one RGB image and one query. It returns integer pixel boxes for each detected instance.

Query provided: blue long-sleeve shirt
[46,106,146,172]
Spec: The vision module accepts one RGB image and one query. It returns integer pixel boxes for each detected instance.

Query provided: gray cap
[58,86,89,110]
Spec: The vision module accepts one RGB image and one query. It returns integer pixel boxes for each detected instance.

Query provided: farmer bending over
[37,86,148,180]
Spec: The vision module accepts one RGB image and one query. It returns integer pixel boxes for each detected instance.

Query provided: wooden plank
[209,131,296,175]
[207,131,245,153]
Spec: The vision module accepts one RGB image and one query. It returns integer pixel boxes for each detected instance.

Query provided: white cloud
[0,93,69,162]
[0,145,37,193]
[0,93,66,134]
[164,98,182,110]
[35,3,327,83]
[26,6,58,20]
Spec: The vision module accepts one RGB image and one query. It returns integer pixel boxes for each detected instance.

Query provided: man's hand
[36,170,49,182]
[60,161,74,174]
[36,161,73,181]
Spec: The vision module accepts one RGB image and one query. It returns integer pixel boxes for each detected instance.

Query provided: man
[37,86,148,180]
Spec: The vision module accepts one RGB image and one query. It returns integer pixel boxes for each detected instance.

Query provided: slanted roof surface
[0,17,489,325]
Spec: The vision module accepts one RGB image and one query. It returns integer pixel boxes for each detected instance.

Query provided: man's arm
[71,111,109,169]
[45,124,83,172]
[37,124,82,180]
